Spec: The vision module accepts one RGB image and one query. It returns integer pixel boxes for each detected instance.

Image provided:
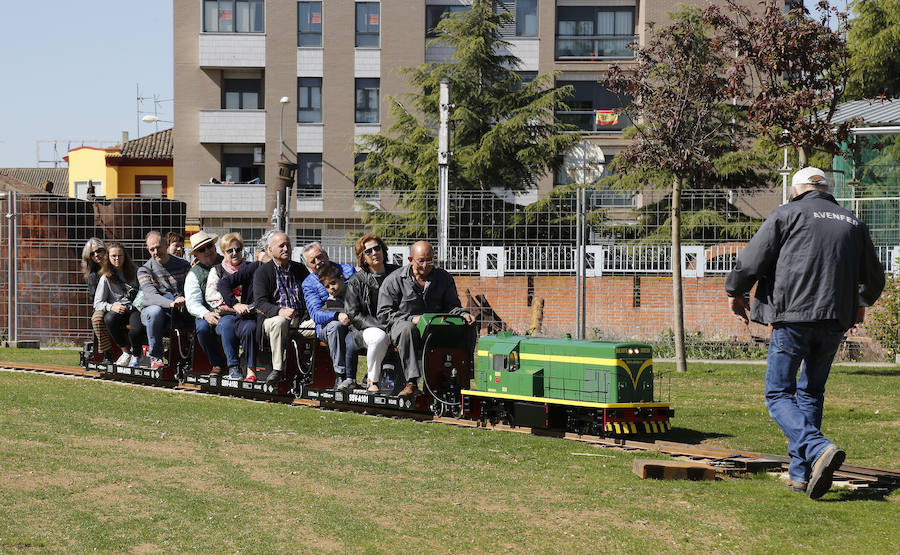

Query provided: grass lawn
[0,351,897,553]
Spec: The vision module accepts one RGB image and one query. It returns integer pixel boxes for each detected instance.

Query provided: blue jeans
[141,304,171,359]
[765,322,845,482]
[318,320,349,377]
[195,317,226,368]
[217,314,257,369]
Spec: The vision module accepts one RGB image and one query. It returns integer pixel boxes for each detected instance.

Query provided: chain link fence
[2,188,898,360]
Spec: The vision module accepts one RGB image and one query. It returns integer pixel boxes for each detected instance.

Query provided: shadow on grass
[838,367,900,377]
[820,487,898,502]
[663,427,732,444]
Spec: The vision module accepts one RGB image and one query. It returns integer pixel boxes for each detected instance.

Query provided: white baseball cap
[791,166,829,188]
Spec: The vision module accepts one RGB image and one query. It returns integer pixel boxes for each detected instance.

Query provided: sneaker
[227,366,243,380]
[397,382,418,397]
[337,377,355,391]
[149,358,165,370]
[128,355,140,367]
[266,370,284,385]
[209,366,223,376]
[367,382,380,393]
[115,352,132,366]
[808,445,845,500]
[245,374,257,383]
[786,479,807,493]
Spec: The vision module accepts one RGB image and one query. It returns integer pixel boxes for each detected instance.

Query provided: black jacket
[377,265,469,331]
[725,190,885,330]
[252,259,310,319]
[218,260,259,308]
[345,263,400,330]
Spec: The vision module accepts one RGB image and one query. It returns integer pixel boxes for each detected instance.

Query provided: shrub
[865,276,900,358]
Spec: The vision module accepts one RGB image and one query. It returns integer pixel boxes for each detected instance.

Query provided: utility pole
[437,79,451,264]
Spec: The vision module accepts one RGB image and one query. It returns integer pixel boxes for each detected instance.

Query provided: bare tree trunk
[798,146,808,169]
[672,175,687,373]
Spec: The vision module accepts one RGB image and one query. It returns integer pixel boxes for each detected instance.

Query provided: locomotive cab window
[492,354,507,371]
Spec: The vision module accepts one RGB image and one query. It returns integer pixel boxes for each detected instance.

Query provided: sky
[0,1,173,167]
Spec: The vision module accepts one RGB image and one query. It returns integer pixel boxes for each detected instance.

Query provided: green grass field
[1,350,898,553]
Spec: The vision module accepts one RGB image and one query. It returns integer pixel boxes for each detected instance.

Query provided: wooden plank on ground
[633,458,716,481]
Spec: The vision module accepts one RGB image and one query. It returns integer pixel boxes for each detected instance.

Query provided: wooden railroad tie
[632,458,716,481]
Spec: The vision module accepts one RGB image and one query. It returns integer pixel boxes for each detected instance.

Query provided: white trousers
[360,327,390,384]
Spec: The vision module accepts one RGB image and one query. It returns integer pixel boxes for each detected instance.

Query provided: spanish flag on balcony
[595,110,619,126]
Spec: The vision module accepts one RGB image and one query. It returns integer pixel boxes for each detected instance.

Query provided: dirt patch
[130,543,161,554]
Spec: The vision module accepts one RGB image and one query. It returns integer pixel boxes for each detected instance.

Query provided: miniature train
[81,313,673,436]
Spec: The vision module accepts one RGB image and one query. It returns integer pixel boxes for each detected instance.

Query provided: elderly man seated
[252,232,310,385]
[184,230,227,375]
[377,241,475,396]
[301,242,357,390]
[138,230,193,370]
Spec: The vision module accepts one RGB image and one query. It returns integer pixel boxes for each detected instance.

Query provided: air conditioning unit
[253,146,264,165]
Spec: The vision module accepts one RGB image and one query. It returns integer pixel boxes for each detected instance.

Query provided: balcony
[557,110,632,134]
[199,34,265,67]
[198,183,267,212]
[199,110,266,143]
[555,35,636,60]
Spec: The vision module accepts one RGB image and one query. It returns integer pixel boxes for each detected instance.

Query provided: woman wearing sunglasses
[345,233,400,392]
[94,242,146,366]
[206,232,258,381]
[82,237,115,361]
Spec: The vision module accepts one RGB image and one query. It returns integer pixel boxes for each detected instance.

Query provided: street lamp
[276,96,297,234]
[279,96,291,159]
[780,130,792,205]
[141,114,172,132]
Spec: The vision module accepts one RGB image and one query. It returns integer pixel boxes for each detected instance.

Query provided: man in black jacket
[377,241,475,396]
[252,232,310,385]
[726,166,885,499]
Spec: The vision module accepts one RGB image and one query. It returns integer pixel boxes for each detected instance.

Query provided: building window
[555,80,631,133]
[426,5,469,38]
[136,176,167,198]
[295,228,322,247]
[355,78,379,124]
[556,6,635,60]
[74,180,103,200]
[222,145,264,183]
[298,78,322,123]
[298,1,322,46]
[298,153,323,198]
[223,78,262,109]
[355,3,380,47]
[203,0,264,33]
[516,0,538,37]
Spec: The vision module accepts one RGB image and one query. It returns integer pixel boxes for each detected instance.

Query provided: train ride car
[81,315,672,436]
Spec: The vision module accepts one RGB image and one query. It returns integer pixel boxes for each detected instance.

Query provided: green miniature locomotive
[462,333,671,435]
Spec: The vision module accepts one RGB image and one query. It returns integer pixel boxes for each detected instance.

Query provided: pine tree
[354,0,580,241]
[847,0,900,100]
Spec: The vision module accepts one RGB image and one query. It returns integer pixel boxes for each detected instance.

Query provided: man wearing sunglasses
[377,241,475,397]
[138,230,193,370]
[184,230,227,375]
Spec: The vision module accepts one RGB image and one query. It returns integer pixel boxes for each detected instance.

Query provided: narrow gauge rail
[4,359,898,494]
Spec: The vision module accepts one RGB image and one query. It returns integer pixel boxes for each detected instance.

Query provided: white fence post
[681,245,706,278]
[478,246,505,277]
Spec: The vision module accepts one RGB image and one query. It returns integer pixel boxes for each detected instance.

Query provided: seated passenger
[252,232,310,385]
[206,232,257,381]
[184,230,227,375]
[138,230,192,370]
[377,241,475,396]
[82,237,114,361]
[166,231,185,258]
[93,242,145,366]
[345,233,398,393]
[301,242,357,390]
[317,265,364,391]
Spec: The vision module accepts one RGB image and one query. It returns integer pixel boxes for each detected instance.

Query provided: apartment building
[173,0,719,244]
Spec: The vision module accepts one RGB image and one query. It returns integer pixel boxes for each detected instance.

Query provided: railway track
[5,360,898,494]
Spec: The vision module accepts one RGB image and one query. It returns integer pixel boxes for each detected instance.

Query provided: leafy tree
[604,7,748,373]
[707,0,856,167]
[847,0,900,99]
[354,0,580,241]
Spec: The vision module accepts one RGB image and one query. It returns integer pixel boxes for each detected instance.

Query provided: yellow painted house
[66,128,173,199]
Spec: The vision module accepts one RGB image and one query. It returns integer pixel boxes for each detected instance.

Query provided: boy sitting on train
[317,265,368,392]
[301,242,357,391]
[377,241,476,396]
[138,231,193,370]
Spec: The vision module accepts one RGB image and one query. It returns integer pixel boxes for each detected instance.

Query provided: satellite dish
[562,141,605,184]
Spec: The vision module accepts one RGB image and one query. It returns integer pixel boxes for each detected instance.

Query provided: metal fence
[2,188,898,360]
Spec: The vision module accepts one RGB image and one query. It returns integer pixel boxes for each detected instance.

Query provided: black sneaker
[808,445,845,500]
[266,370,284,385]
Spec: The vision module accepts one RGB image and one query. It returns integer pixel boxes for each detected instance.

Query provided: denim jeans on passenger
[765,322,845,482]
